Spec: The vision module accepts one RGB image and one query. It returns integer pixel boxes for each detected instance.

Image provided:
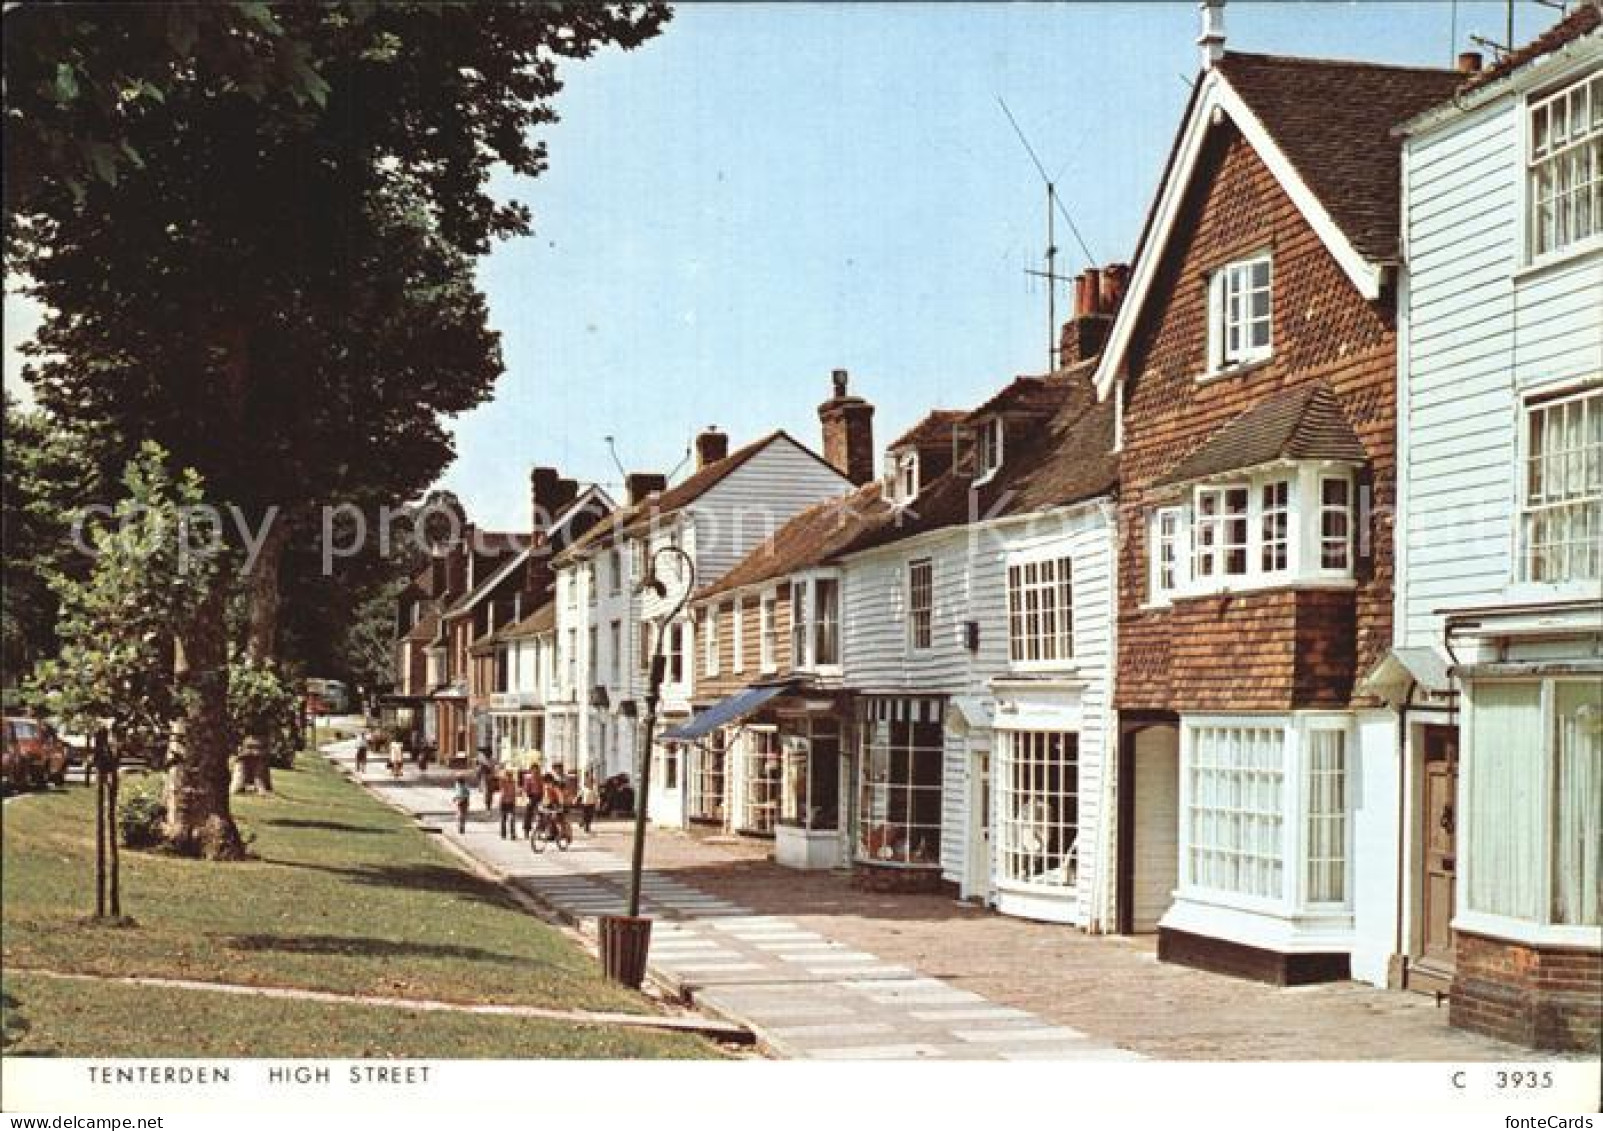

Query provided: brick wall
[1451,931,1603,1052]
[1115,123,1396,713]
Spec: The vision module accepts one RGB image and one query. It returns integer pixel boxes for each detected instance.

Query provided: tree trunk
[165,578,245,860]
[95,754,107,920]
[242,516,290,792]
[107,763,121,917]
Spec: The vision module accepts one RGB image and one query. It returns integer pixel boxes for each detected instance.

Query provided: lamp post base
[598,914,653,988]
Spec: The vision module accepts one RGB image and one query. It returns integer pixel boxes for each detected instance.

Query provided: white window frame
[1178,714,1353,917]
[608,548,623,596]
[1525,70,1603,264]
[888,450,920,504]
[975,416,1004,482]
[1005,551,1075,668]
[1149,465,1356,602]
[702,606,719,677]
[1204,251,1273,376]
[666,621,684,686]
[759,590,778,674]
[908,557,934,652]
[813,575,841,669]
[1516,382,1602,589]
[609,619,621,685]
[731,601,745,673]
[1459,677,1603,947]
[995,729,1080,892]
[1192,484,1249,581]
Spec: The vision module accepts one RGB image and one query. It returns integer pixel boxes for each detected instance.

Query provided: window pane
[1186,724,1285,900]
[1553,681,1602,925]
[1467,683,1544,920]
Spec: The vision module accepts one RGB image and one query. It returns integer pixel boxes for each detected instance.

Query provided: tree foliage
[227,659,301,770]
[28,443,219,763]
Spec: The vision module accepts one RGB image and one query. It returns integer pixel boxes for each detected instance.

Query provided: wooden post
[94,731,107,921]
[107,759,121,918]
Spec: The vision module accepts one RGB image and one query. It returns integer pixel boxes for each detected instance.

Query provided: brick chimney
[1456,51,1483,74]
[626,472,667,506]
[818,368,876,485]
[444,527,471,596]
[1058,262,1130,366]
[551,477,579,518]
[695,427,729,470]
[530,466,561,532]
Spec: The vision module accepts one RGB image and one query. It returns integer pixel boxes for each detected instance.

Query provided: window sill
[1159,576,1358,603]
[1514,236,1603,284]
[1453,911,1601,952]
[1196,356,1273,384]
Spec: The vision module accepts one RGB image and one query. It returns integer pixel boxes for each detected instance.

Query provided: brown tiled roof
[840,361,1117,554]
[891,410,965,452]
[697,481,896,601]
[1218,52,1462,263]
[1462,5,1600,93]
[499,600,556,641]
[1155,381,1368,488]
[402,612,440,644]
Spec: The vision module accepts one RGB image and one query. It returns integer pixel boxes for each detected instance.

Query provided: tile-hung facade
[1389,9,1601,1051]
[1091,41,1462,983]
[552,425,852,806]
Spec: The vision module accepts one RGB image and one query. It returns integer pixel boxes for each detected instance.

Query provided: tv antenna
[998,95,1096,373]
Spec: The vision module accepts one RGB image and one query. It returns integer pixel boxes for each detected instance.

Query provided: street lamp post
[599,544,694,988]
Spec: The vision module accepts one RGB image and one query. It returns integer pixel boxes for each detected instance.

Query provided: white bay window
[997,730,1080,890]
[1466,679,1602,933]
[1149,465,1355,604]
[1179,715,1351,913]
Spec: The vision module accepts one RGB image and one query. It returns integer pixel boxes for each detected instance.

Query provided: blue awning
[661,682,797,742]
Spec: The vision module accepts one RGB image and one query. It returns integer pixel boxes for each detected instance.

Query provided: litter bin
[598,914,653,988]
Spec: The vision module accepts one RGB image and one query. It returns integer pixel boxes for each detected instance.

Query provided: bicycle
[528,806,573,853]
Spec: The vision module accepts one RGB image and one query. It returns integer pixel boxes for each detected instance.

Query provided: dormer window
[886,450,920,504]
[976,416,1004,480]
[1206,253,1272,375]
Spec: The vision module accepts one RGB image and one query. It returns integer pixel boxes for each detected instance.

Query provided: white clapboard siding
[689,435,852,588]
[1399,71,1603,648]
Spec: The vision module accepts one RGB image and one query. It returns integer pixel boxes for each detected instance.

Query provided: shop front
[853,695,947,893]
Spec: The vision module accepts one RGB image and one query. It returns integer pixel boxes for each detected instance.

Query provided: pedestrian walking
[477,747,495,809]
[354,735,368,775]
[522,767,541,837]
[578,774,598,834]
[387,738,404,779]
[452,775,471,834]
[498,767,519,839]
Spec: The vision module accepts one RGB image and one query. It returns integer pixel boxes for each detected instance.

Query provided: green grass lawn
[0,754,720,1058]
[1,972,711,1059]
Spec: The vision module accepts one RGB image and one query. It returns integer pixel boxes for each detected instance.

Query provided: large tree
[6,2,670,855]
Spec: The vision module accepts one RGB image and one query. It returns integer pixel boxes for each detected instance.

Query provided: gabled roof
[890,410,965,452]
[556,431,844,562]
[838,360,1116,557]
[442,547,529,619]
[498,600,556,641]
[402,612,440,645]
[1153,381,1367,488]
[696,479,895,602]
[1094,51,1459,399]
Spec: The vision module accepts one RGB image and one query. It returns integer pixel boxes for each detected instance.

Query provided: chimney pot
[1085,266,1105,316]
[1456,50,1483,74]
[1198,0,1226,69]
[818,370,876,486]
[694,427,729,470]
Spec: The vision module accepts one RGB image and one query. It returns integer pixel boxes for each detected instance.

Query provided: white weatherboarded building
[1385,14,1601,1050]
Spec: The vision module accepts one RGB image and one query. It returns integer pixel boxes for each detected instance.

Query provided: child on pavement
[498,766,519,839]
[452,775,471,834]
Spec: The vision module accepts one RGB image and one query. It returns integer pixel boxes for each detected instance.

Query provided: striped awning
[855,695,946,725]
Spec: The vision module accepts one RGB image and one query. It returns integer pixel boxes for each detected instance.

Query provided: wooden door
[966,749,992,902]
[1418,725,1459,971]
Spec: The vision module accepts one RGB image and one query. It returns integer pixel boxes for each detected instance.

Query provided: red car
[3,717,69,791]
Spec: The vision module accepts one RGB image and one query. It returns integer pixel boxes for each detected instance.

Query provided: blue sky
[4,2,1564,529]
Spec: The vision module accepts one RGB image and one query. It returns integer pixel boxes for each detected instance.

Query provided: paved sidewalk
[333,744,1134,1061]
[330,744,1540,1062]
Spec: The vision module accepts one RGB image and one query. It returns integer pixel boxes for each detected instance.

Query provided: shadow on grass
[219,932,528,965]
[257,859,522,911]
[0,989,54,1056]
[260,818,390,835]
